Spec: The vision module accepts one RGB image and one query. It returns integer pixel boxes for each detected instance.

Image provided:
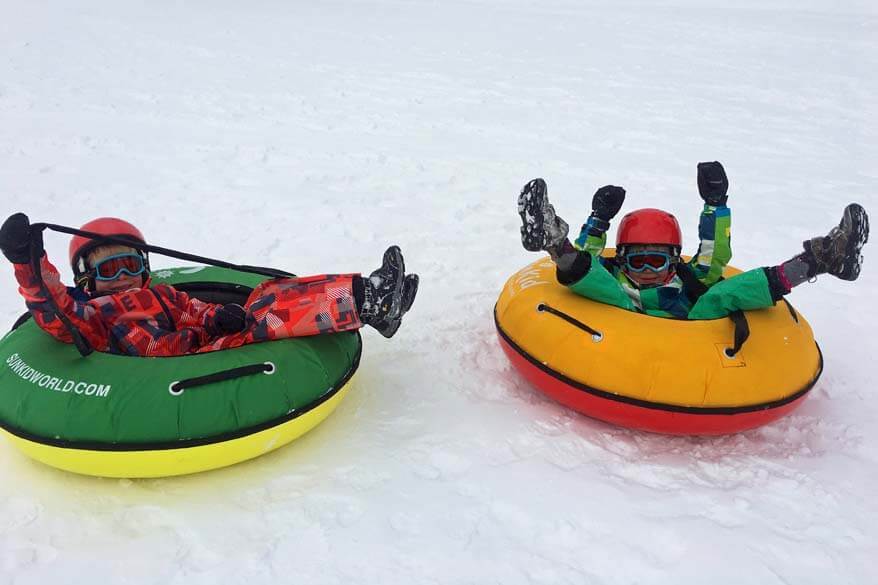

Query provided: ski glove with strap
[697,161,729,206]
[584,185,626,236]
[0,213,32,264]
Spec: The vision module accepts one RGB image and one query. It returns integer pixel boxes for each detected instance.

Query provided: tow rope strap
[27,222,295,358]
[726,309,750,357]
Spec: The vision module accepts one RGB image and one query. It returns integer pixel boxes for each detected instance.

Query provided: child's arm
[13,255,109,347]
[100,286,225,356]
[160,285,223,334]
[2,213,107,347]
[162,285,247,337]
[573,228,607,255]
[563,253,636,311]
[573,185,626,255]
[688,205,732,287]
[689,162,732,286]
[561,186,633,308]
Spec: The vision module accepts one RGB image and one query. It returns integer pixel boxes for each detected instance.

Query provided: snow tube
[0,266,360,477]
[495,257,823,435]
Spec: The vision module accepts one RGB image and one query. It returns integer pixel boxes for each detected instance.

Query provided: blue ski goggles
[93,253,147,281]
[623,251,673,273]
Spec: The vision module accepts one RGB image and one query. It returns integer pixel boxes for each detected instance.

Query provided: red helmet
[616,208,682,251]
[69,217,149,289]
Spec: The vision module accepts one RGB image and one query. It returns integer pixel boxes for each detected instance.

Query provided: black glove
[697,161,729,206]
[592,185,626,220]
[0,213,33,264]
[214,303,247,334]
[583,185,626,236]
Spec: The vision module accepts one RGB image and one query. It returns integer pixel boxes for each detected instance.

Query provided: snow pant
[197,274,362,353]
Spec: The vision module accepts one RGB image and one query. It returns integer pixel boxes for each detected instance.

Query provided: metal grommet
[723,348,736,359]
[263,361,276,375]
[591,332,603,343]
[168,382,184,396]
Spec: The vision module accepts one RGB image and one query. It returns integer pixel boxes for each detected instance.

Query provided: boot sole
[838,203,870,281]
[375,274,419,338]
[518,179,548,252]
[382,246,406,320]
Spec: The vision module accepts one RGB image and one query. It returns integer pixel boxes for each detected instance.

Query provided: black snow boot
[802,203,870,281]
[358,245,406,328]
[518,178,569,254]
[373,274,419,338]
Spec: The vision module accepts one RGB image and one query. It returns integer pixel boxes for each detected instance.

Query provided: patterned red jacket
[13,255,362,357]
[14,255,222,356]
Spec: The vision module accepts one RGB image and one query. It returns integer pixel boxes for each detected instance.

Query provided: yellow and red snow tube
[495,257,823,435]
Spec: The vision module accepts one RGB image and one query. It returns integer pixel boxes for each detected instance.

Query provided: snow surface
[1,0,877,583]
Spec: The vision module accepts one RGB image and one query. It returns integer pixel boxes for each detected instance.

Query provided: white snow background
[1,0,876,583]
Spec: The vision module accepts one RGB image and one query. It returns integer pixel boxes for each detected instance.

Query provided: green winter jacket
[567,205,774,320]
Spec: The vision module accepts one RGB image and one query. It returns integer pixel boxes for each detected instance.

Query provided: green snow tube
[0,266,361,478]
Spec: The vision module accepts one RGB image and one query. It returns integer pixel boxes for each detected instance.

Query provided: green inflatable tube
[0,266,361,477]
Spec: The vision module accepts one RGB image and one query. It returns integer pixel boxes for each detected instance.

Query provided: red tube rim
[495,313,821,435]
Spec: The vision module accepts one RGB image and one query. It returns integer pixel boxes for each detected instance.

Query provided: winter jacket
[12,255,363,356]
[564,205,774,319]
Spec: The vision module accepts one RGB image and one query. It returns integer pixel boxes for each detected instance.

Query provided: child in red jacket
[0,214,418,356]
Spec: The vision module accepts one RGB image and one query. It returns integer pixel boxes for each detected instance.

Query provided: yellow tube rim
[2,376,354,478]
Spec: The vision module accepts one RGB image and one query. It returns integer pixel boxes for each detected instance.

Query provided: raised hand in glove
[214,303,247,334]
[697,161,729,206]
[0,213,33,264]
[584,185,626,236]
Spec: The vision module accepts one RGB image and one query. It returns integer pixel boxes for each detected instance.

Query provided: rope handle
[32,222,295,279]
[28,228,93,356]
[724,310,750,358]
[24,222,297,359]
[538,302,752,358]
[169,362,276,395]
[538,303,603,342]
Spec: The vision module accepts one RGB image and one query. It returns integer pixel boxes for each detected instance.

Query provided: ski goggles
[623,252,673,273]
[93,253,147,281]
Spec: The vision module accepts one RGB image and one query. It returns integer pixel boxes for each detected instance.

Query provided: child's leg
[690,204,869,320]
[199,274,363,352]
[198,246,415,351]
[247,274,362,339]
[772,203,869,291]
[518,178,571,258]
[370,273,419,338]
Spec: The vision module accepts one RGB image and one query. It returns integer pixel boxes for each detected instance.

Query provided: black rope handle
[538,303,603,339]
[725,310,750,358]
[24,222,298,358]
[540,301,751,358]
[169,361,276,395]
[33,222,295,280]
[28,229,94,356]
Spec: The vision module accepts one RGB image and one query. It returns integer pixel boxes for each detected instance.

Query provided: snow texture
[1,0,876,583]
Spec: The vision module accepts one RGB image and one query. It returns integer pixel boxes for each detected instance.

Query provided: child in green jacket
[518,161,869,320]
